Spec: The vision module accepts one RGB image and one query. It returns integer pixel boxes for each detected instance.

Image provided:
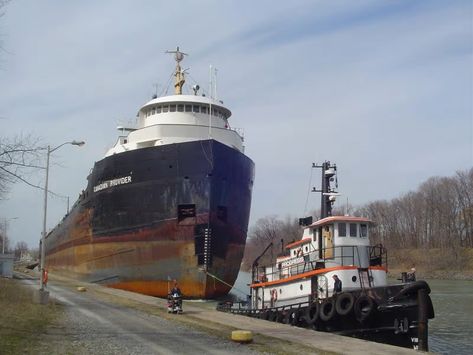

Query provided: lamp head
[71,140,85,147]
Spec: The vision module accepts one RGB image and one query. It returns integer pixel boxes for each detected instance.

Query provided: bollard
[417,288,428,352]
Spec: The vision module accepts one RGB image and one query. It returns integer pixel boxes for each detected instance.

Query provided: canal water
[229,272,473,354]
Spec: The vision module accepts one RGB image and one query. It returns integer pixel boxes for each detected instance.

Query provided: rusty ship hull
[43,140,254,298]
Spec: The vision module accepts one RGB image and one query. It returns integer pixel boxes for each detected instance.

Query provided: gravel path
[17,276,260,355]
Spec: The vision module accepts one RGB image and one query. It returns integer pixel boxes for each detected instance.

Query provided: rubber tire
[259,310,269,320]
[268,309,277,322]
[354,295,375,322]
[275,310,285,323]
[283,310,295,324]
[288,309,301,326]
[393,281,431,301]
[304,302,319,325]
[319,298,336,322]
[335,292,355,316]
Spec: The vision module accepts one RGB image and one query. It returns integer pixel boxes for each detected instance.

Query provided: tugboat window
[170,105,176,112]
[201,106,207,114]
[360,224,368,238]
[156,106,162,113]
[349,223,357,237]
[338,223,346,237]
[193,105,200,113]
[151,108,156,115]
[163,106,169,113]
[177,104,184,112]
[185,105,192,112]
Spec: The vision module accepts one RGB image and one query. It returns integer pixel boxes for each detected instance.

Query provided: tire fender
[335,292,355,316]
[319,298,336,322]
[354,295,375,322]
[304,302,319,325]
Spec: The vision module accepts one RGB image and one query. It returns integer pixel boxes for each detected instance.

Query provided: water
[427,279,473,355]
[229,272,473,354]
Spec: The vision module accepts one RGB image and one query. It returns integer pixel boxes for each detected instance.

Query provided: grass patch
[0,278,64,354]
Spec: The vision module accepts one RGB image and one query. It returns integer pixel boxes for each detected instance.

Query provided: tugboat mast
[312,161,338,219]
[166,46,187,95]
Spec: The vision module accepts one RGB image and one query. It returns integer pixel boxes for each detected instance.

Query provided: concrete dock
[39,273,418,355]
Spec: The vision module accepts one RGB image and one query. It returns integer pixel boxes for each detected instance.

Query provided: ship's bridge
[105,48,245,157]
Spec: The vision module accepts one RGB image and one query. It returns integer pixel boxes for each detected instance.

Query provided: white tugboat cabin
[251,215,387,309]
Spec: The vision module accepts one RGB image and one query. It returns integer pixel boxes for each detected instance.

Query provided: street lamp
[2,217,18,254]
[39,140,85,293]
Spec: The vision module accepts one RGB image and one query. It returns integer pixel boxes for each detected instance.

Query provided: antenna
[152,83,159,99]
[209,64,213,139]
[165,46,188,95]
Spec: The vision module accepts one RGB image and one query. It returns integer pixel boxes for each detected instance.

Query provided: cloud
[0,0,471,248]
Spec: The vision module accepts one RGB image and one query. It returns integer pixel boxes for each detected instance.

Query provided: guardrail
[252,244,387,284]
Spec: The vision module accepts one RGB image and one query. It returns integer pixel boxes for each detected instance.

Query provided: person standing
[333,274,342,294]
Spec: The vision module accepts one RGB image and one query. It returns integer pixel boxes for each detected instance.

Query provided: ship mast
[166,46,187,95]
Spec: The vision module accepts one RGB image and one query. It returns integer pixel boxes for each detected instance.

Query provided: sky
[0,0,472,249]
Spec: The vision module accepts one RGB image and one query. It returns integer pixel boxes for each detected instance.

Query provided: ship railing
[219,299,312,315]
[254,245,387,284]
[230,127,244,140]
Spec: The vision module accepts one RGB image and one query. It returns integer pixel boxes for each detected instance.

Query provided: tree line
[356,168,473,250]
[242,168,473,268]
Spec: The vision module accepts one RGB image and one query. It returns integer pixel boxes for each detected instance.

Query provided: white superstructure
[106,48,244,157]
[251,216,388,309]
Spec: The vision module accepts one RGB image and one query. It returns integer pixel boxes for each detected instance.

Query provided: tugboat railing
[253,244,387,284]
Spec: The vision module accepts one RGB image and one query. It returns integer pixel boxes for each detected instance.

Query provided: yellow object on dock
[231,330,253,343]
[76,286,87,292]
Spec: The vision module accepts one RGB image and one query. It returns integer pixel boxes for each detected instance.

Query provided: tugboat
[218,162,434,350]
[42,48,255,298]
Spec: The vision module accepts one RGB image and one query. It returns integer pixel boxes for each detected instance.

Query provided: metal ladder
[358,268,373,289]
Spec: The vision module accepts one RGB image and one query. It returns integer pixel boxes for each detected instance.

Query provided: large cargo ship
[43,48,255,298]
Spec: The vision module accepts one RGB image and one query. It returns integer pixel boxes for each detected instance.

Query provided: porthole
[300,284,303,290]
[305,246,308,252]
[352,276,357,283]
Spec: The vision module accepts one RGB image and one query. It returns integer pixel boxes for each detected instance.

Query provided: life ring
[335,292,355,316]
[304,302,319,325]
[42,269,48,286]
[297,248,303,257]
[319,298,336,322]
[270,288,278,302]
[354,295,375,322]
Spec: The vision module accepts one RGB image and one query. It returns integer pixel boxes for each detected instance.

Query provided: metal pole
[2,219,5,254]
[40,145,50,291]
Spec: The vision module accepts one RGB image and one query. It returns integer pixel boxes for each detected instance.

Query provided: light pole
[2,217,18,254]
[39,140,85,293]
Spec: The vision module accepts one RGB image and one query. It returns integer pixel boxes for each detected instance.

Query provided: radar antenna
[165,46,188,95]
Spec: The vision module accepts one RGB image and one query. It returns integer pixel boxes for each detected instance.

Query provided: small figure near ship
[218,161,434,351]
[168,281,183,314]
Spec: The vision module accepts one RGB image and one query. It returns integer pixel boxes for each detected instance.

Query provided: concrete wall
[0,254,14,278]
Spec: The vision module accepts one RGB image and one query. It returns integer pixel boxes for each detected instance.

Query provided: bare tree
[242,215,302,269]
[0,135,45,199]
[13,240,28,260]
